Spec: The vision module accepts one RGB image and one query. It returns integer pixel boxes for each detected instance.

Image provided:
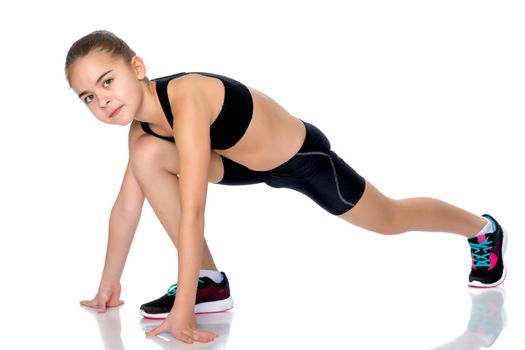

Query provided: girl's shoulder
[166,73,224,117]
[167,73,218,97]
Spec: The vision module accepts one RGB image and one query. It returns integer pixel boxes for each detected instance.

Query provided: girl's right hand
[80,283,124,313]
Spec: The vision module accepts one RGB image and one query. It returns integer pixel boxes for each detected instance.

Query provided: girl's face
[69,50,145,126]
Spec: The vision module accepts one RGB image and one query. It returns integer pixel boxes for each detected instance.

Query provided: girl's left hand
[145,311,218,344]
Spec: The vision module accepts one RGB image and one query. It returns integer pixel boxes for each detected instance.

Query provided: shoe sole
[469,228,508,288]
[140,296,234,319]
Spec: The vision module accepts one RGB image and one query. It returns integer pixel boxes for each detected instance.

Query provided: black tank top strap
[154,72,189,127]
[140,121,175,142]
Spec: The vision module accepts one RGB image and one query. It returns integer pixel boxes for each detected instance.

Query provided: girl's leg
[341,180,507,288]
[133,135,234,317]
[130,134,224,270]
[340,180,487,237]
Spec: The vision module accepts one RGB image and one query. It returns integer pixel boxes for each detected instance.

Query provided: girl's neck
[135,79,168,129]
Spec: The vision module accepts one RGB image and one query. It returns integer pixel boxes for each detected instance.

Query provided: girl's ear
[130,55,146,79]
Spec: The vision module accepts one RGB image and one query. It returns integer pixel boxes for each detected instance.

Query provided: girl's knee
[373,218,403,235]
[130,135,176,177]
[372,201,405,235]
[342,184,404,235]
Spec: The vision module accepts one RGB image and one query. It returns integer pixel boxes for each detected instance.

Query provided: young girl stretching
[66,30,507,344]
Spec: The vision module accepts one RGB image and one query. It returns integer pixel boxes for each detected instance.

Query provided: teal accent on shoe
[166,278,205,296]
[469,239,493,267]
[167,284,177,296]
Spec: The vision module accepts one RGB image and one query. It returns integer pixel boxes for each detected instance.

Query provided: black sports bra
[140,72,253,150]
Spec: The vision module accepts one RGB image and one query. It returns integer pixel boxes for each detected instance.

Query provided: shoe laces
[166,278,205,296]
[469,239,493,268]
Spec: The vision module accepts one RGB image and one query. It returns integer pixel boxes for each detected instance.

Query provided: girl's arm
[81,121,145,312]
[172,95,211,315]
[146,79,217,343]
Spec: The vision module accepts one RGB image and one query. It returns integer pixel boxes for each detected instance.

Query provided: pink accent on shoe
[489,253,498,271]
[143,315,166,320]
[477,235,486,244]
[196,307,233,315]
[141,307,233,320]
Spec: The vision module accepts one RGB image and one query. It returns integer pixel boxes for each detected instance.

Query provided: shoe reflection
[140,312,234,349]
[431,288,506,349]
[81,306,125,350]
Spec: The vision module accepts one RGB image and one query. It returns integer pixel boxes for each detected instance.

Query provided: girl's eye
[103,78,113,88]
[84,95,94,104]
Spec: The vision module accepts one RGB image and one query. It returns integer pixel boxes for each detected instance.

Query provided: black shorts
[218,121,366,215]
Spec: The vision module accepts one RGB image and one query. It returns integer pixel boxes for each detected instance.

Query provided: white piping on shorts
[296,151,356,208]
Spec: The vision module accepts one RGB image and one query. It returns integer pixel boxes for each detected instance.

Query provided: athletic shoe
[140,272,233,319]
[467,288,507,347]
[467,214,507,288]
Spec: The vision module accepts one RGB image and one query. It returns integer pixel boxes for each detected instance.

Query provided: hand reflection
[81,305,125,350]
[140,312,234,349]
[431,288,506,349]
[82,304,233,349]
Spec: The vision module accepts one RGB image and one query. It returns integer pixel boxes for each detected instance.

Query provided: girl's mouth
[109,106,123,118]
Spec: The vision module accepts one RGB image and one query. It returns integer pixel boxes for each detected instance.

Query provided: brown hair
[65,30,136,84]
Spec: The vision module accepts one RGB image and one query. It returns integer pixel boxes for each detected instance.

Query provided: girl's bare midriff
[214,87,306,171]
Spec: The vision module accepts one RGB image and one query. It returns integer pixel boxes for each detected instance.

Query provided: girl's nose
[99,96,111,108]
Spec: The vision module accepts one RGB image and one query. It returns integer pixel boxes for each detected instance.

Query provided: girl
[66,30,507,344]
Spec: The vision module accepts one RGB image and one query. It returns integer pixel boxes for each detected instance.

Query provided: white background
[0,0,523,349]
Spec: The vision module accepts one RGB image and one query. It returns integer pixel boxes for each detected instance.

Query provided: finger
[146,324,166,337]
[176,331,194,344]
[194,331,218,343]
[108,291,122,305]
[95,293,111,313]
[182,329,216,343]
[107,300,124,308]
[97,301,107,313]
[80,300,97,308]
[193,333,212,343]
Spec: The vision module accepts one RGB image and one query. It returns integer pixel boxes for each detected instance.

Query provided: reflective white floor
[70,286,512,350]
[81,288,510,350]
[12,278,517,350]
[3,203,521,349]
